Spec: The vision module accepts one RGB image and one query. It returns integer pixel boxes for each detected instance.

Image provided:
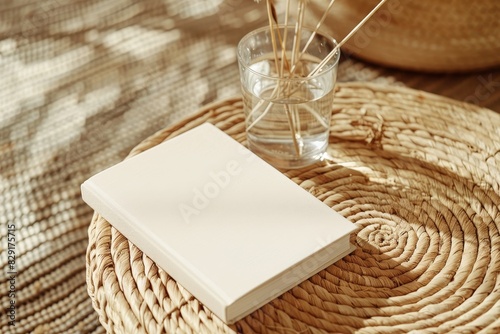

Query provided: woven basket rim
[86,82,500,333]
[308,0,500,73]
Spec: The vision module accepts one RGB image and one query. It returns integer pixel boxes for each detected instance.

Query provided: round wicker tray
[86,82,500,333]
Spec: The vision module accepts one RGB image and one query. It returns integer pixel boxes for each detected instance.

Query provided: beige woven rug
[87,82,500,334]
[1,1,499,333]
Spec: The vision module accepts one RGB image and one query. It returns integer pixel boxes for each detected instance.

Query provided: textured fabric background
[0,1,498,333]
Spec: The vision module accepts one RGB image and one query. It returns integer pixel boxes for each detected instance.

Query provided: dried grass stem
[246,0,389,158]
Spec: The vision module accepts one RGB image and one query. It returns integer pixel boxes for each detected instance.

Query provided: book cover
[81,122,357,324]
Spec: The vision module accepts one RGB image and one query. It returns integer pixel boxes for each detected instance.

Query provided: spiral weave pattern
[86,82,500,333]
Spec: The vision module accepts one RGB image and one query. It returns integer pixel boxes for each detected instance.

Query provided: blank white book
[81,123,356,324]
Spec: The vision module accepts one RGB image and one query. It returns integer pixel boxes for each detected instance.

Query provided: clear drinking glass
[237,25,340,169]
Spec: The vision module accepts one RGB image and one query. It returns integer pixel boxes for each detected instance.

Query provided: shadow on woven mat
[277,143,500,332]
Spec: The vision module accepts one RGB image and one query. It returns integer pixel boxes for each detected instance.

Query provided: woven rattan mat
[86,82,500,334]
